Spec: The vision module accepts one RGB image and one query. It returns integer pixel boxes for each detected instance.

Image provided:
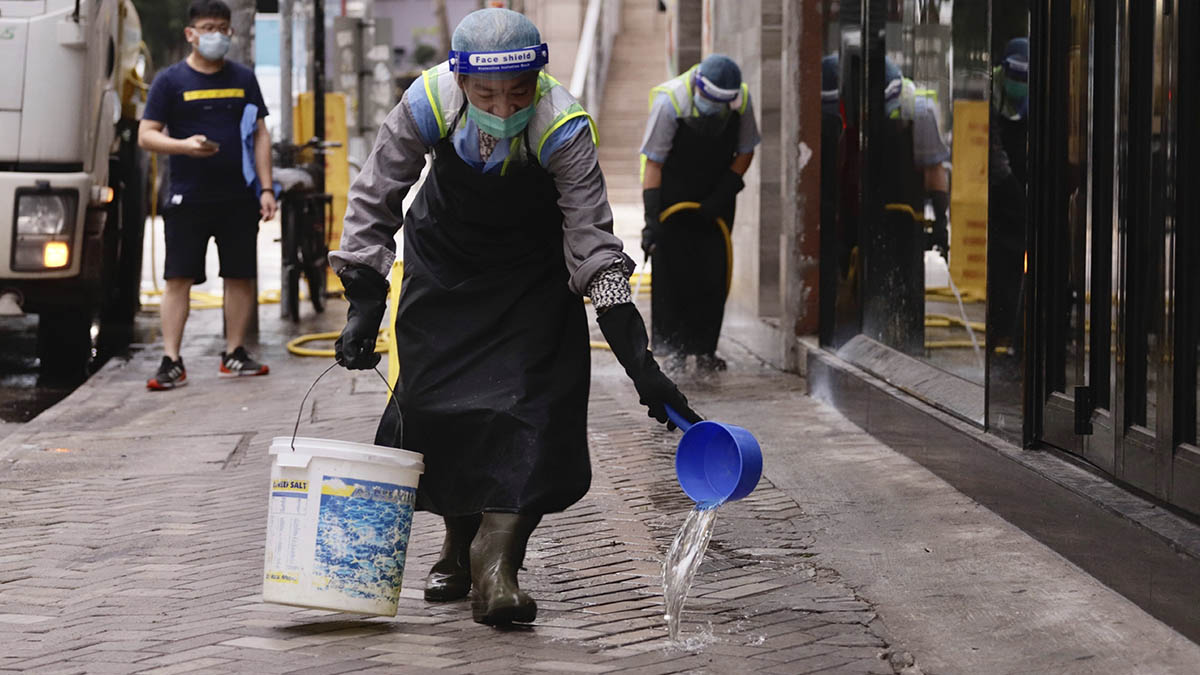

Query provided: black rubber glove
[598,302,702,430]
[335,265,388,370]
[642,187,662,260]
[699,169,745,223]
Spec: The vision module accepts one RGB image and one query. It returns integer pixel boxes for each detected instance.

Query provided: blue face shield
[467,103,535,139]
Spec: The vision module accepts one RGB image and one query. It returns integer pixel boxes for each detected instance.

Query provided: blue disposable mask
[693,93,729,117]
[467,103,535,139]
[197,32,231,61]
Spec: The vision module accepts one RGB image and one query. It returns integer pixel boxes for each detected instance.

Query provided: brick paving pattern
[0,307,903,674]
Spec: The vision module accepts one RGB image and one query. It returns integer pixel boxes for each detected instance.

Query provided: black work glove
[642,187,662,260]
[598,302,702,429]
[699,169,745,223]
[335,265,388,370]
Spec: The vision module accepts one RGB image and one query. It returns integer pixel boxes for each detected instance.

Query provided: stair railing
[568,0,622,123]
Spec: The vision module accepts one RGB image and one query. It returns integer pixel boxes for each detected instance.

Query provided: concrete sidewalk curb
[800,336,1200,644]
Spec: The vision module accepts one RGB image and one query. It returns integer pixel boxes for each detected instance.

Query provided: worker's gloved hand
[699,169,745,223]
[598,303,702,430]
[335,264,388,370]
[642,187,662,260]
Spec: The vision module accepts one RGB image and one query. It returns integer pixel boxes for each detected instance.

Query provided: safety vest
[641,65,751,180]
[888,77,938,121]
[418,61,598,172]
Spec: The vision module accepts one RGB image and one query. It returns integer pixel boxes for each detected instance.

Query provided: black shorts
[163,198,260,284]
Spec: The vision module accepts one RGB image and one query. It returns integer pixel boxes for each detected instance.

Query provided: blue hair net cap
[698,54,742,90]
[451,8,544,80]
[884,57,902,86]
[821,54,839,92]
[1003,37,1030,81]
[821,54,839,115]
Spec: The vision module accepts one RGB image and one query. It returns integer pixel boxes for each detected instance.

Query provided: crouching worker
[329,8,701,627]
[639,55,761,372]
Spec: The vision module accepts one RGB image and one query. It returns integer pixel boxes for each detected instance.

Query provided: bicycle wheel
[305,264,326,313]
[283,264,301,321]
[280,199,302,321]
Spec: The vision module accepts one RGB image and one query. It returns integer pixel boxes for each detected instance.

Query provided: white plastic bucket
[262,435,424,616]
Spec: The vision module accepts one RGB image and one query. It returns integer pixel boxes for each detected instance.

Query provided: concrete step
[595,0,670,211]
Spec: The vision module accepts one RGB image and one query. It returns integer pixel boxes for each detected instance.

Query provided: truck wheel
[37,310,97,378]
[110,146,147,323]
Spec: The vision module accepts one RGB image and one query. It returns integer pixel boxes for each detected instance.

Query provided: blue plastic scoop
[666,406,763,506]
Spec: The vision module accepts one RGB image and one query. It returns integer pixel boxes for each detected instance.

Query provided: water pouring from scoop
[661,407,763,641]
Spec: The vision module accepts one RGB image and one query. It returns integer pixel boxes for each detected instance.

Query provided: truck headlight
[12,190,78,271]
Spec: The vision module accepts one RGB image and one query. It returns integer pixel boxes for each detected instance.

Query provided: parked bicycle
[272,137,341,321]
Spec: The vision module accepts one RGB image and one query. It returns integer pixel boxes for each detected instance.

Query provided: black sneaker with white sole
[219,346,270,378]
[147,356,187,390]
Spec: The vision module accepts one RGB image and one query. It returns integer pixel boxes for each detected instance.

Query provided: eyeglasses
[191,23,233,36]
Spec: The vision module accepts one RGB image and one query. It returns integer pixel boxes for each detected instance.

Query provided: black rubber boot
[470,512,541,625]
[424,514,481,602]
[696,353,727,372]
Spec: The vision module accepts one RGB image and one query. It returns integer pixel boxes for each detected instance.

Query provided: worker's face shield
[1002,56,1029,103]
[451,45,547,139]
[456,71,540,119]
[693,73,739,117]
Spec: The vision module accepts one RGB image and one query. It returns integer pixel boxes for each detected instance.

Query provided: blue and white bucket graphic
[313,477,416,603]
[264,437,424,616]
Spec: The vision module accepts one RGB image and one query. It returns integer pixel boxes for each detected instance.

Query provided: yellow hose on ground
[925,313,986,333]
[286,329,389,358]
[926,287,985,303]
[925,340,982,349]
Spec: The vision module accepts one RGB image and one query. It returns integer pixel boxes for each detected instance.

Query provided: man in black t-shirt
[139,0,276,390]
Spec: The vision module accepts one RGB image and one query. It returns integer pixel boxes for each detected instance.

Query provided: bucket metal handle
[290,363,403,452]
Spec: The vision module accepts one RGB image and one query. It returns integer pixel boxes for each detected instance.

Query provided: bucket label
[264,479,310,584]
[313,476,416,602]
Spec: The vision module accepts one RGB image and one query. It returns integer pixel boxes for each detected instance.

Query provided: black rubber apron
[375,112,591,517]
[652,111,741,355]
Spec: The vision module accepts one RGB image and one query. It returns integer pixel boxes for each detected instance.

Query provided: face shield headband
[694,73,740,103]
[449,44,550,76]
[1003,56,1029,83]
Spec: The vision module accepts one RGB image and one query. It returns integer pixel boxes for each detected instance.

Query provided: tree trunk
[227,0,257,67]
[434,0,452,56]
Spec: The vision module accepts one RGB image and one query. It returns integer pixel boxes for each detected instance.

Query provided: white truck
[0,0,147,374]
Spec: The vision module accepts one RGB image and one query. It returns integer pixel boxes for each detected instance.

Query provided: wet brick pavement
[0,301,906,674]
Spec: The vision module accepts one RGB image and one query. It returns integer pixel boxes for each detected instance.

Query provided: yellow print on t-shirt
[182,88,246,102]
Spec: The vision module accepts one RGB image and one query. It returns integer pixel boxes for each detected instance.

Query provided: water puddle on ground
[663,504,720,642]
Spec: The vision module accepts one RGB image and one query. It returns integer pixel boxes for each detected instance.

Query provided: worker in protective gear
[639,55,761,372]
[989,37,1030,360]
[329,8,700,628]
[885,70,952,258]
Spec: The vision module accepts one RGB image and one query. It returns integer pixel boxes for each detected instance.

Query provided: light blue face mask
[467,103,535,139]
[196,32,231,61]
[693,93,729,118]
